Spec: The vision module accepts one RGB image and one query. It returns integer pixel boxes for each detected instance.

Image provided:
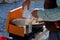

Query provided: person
[22,0,60,40]
[32,0,60,40]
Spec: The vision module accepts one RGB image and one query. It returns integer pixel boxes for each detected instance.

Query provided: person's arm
[22,0,30,10]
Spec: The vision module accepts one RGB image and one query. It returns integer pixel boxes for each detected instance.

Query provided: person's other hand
[32,10,38,18]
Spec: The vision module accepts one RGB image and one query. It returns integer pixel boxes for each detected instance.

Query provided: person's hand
[32,10,38,18]
[22,0,30,10]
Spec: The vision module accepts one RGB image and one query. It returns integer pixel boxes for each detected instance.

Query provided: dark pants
[49,31,60,40]
[45,21,60,40]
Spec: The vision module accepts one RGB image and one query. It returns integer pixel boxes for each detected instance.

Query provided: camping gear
[6,6,24,37]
